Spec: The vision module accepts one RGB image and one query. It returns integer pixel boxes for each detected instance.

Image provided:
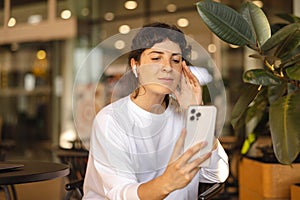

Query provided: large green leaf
[276,13,300,23]
[282,53,300,68]
[231,84,260,130]
[269,91,300,164]
[286,63,300,80]
[261,22,300,52]
[245,88,268,133]
[275,30,300,58]
[240,1,271,48]
[196,0,255,46]
[243,69,283,86]
[268,83,287,104]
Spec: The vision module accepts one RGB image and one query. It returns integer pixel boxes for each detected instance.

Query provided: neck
[131,92,167,114]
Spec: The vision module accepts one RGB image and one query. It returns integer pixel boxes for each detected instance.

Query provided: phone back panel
[184,105,217,167]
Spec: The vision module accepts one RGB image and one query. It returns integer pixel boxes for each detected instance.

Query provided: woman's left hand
[174,61,203,110]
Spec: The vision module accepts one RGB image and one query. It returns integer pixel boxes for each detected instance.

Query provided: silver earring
[133,65,138,78]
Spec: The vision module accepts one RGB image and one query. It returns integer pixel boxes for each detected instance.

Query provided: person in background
[83,22,229,200]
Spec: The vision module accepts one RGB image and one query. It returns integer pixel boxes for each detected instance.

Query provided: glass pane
[0,41,55,161]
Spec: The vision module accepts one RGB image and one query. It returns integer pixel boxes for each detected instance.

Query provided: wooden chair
[55,148,88,200]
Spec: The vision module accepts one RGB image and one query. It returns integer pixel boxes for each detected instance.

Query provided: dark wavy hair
[128,22,191,65]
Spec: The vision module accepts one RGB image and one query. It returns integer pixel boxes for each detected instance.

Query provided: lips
[158,77,174,83]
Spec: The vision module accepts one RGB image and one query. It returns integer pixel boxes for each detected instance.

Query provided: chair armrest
[198,182,224,200]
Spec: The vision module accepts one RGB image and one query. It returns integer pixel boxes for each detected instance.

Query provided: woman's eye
[172,59,180,63]
[151,57,160,61]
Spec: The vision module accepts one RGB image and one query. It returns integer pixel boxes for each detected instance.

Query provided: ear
[130,58,137,69]
[130,58,138,78]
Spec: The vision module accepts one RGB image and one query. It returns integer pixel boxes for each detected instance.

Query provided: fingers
[186,151,212,172]
[180,150,212,179]
[179,141,208,164]
[175,146,212,182]
[163,132,212,191]
[182,61,199,88]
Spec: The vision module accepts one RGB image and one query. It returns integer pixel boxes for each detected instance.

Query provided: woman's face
[137,39,182,95]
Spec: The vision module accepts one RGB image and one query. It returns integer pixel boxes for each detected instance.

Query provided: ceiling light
[119,25,131,34]
[104,12,115,21]
[37,50,47,60]
[166,4,177,12]
[114,40,126,50]
[208,44,217,53]
[177,18,189,27]
[8,17,16,27]
[61,10,72,19]
[124,1,137,10]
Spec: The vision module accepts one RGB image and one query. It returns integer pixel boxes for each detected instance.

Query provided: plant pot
[239,157,300,200]
[291,183,300,200]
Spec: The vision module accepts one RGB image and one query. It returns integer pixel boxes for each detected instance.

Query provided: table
[0,160,70,200]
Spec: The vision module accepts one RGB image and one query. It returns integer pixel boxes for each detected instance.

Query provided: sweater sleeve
[83,111,141,200]
[198,140,229,183]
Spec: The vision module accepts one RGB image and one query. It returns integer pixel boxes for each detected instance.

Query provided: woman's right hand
[137,129,212,200]
[159,128,212,194]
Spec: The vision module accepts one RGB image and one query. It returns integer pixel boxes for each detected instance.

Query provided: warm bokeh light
[114,40,126,50]
[177,18,189,27]
[124,1,137,10]
[119,24,131,34]
[61,9,72,19]
[37,50,47,60]
[166,4,177,12]
[8,17,16,27]
[104,12,115,21]
[81,8,90,16]
[208,44,217,53]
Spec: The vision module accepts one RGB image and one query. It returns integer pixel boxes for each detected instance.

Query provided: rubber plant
[196,0,300,164]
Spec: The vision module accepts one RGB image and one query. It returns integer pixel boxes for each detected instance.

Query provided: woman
[83,22,229,200]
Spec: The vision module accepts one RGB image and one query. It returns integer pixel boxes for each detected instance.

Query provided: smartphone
[184,105,217,167]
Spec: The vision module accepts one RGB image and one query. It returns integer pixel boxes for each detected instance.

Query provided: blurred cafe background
[0,0,298,199]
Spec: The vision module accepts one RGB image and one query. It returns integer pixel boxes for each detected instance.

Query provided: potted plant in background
[195,0,300,199]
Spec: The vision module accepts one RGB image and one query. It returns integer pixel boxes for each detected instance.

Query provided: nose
[161,58,172,72]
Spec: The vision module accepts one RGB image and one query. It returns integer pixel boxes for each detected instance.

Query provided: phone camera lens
[190,116,195,121]
[191,109,196,114]
[196,112,201,117]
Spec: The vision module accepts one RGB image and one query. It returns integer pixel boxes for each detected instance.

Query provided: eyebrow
[147,50,182,56]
